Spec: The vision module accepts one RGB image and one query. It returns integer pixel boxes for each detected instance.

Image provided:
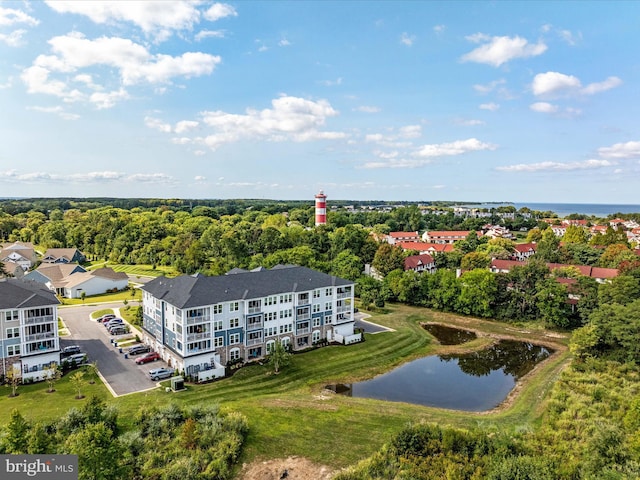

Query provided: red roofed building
[512,242,537,262]
[404,254,437,274]
[386,231,420,245]
[490,259,618,283]
[397,242,455,254]
[422,230,478,244]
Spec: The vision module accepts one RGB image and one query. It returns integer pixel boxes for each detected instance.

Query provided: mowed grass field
[0,304,570,469]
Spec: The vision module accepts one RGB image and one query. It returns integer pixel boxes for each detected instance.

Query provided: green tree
[70,370,87,400]
[357,276,385,310]
[597,244,638,268]
[534,229,561,263]
[456,269,498,317]
[45,362,62,393]
[331,250,363,281]
[4,409,30,453]
[371,243,405,277]
[598,275,640,306]
[460,251,491,271]
[27,422,52,454]
[64,422,125,480]
[5,364,21,397]
[536,278,571,328]
[562,225,590,244]
[268,340,291,374]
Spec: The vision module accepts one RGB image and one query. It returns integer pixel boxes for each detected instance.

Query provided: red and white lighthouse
[315,190,327,226]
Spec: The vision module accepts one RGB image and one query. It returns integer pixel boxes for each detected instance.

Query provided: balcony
[248,306,262,314]
[337,292,351,299]
[336,305,351,314]
[296,327,310,335]
[296,313,310,321]
[187,332,211,342]
[22,343,58,356]
[246,319,264,330]
[24,332,55,343]
[334,314,352,324]
[246,336,263,346]
[23,316,54,326]
[186,316,210,325]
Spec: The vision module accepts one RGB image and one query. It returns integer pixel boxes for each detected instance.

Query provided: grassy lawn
[85,262,178,278]
[58,287,141,306]
[0,304,570,470]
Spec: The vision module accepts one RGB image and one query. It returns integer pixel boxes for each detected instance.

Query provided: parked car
[135,352,161,364]
[66,353,87,365]
[61,345,82,356]
[127,344,151,356]
[149,368,174,381]
[104,318,124,328]
[109,325,129,335]
[97,314,116,322]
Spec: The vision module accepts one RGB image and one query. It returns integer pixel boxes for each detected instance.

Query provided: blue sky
[1,1,639,203]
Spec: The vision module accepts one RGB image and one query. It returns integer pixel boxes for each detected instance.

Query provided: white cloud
[320,77,342,87]
[0,29,27,47]
[532,71,622,97]
[183,95,346,150]
[175,120,199,134]
[581,76,623,95]
[598,141,640,159]
[126,173,175,184]
[496,159,615,172]
[364,125,422,147]
[27,105,80,120]
[145,116,172,133]
[45,1,201,40]
[354,105,380,113]
[530,102,558,113]
[559,29,582,46]
[278,37,291,47]
[454,118,485,126]
[473,78,506,94]
[21,34,220,107]
[0,6,39,27]
[433,25,445,35]
[194,175,207,182]
[399,125,422,138]
[171,137,192,145]
[414,138,497,158]
[90,88,129,109]
[479,102,500,111]
[400,32,416,46]
[461,35,547,66]
[204,3,238,22]
[195,30,226,41]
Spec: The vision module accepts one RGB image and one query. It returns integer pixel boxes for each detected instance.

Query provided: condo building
[141,265,361,382]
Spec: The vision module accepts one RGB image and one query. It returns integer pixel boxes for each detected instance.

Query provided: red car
[135,352,160,364]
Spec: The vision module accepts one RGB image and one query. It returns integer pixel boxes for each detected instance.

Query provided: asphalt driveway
[59,303,169,396]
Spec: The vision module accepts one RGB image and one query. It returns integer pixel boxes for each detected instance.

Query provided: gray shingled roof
[142,265,352,309]
[0,278,60,309]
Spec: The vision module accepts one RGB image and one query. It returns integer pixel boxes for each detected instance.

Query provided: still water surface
[326,340,552,411]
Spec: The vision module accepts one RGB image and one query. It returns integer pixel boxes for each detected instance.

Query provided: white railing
[24,332,55,342]
[186,316,210,325]
[187,332,211,342]
[296,313,310,321]
[248,307,261,314]
[336,306,350,313]
[246,336,262,346]
[23,316,54,325]
[247,320,263,330]
[334,314,352,324]
[296,328,310,335]
[337,292,351,299]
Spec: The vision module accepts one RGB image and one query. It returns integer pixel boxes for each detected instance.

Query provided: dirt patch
[238,456,336,480]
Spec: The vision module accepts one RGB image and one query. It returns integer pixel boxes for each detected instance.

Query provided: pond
[422,323,477,345]
[325,340,553,411]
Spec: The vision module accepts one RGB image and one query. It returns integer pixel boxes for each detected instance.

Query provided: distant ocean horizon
[467,203,640,218]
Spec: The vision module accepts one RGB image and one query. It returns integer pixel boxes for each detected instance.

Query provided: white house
[62,267,129,298]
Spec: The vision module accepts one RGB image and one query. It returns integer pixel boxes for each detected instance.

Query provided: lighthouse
[315,190,327,226]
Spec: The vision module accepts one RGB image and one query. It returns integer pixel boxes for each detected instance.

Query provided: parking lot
[59,303,170,396]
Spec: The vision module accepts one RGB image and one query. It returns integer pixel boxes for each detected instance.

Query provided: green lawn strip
[90,308,114,319]
[0,304,570,469]
[59,288,140,306]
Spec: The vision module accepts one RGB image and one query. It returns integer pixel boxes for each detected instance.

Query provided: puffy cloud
[532,71,622,97]
[204,3,238,22]
[473,78,506,95]
[0,6,39,26]
[145,116,172,133]
[530,102,558,113]
[175,120,199,134]
[278,37,291,47]
[479,102,500,111]
[20,33,220,107]
[165,95,348,150]
[194,175,207,182]
[496,159,614,172]
[45,1,201,39]
[0,29,27,47]
[414,138,496,158]
[461,35,547,67]
[195,30,226,41]
[598,141,640,159]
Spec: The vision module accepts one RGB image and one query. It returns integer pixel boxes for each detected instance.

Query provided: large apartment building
[141,265,361,382]
[0,278,61,382]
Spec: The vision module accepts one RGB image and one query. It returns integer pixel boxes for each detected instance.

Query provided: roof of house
[425,230,475,237]
[0,278,60,309]
[397,241,455,252]
[89,267,128,281]
[62,268,128,289]
[0,241,34,251]
[389,231,419,238]
[490,259,619,279]
[514,242,537,253]
[404,254,435,270]
[36,263,87,283]
[42,248,83,261]
[142,265,353,309]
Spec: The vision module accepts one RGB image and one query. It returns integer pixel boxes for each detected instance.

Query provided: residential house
[396,241,455,254]
[386,231,420,245]
[550,225,568,237]
[512,243,537,262]
[0,278,60,382]
[422,230,478,244]
[404,254,436,274]
[61,267,129,298]
[24,263,87,295]
[482,225,513,240]
[141,265,361,381]
[41,248,86,264]
[489,259,618,283]
[0,242,37,272]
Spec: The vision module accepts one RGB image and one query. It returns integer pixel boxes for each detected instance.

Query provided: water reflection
[422,324,477,345]
[325,340,553,411]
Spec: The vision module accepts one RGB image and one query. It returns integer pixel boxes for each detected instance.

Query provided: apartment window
[175,324,183,335]
[214,336,224,348]
[279,293,292,303]
[27,307,52,318]
[2,310,19,322]
[281,337,291,348]
[312,304,321,313]
[230,301,239,312]
[7,345,20,356]
[265,312,277,322]
[229,333,240,345]
[265,296,277,306]
[312,330,321,343]
[6,327,19,339]
[187,308,207,318]
[229,318,240,329]
[213,304,223,315]
[325,288,333,296]
[313,289,321,299]
[266,340,276,354]
[213,320,223,332]
[229,348,240,361]
[279,324,292,334]
[313,318,321,327]
[325,302,332,311]
[265,326,278,337]
[279,309,292,319]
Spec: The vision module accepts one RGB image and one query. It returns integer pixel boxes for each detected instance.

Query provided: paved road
[354,312,393,334]
[59,303,168,396]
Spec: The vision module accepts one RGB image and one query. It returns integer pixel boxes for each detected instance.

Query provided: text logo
[0,455,78,479]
